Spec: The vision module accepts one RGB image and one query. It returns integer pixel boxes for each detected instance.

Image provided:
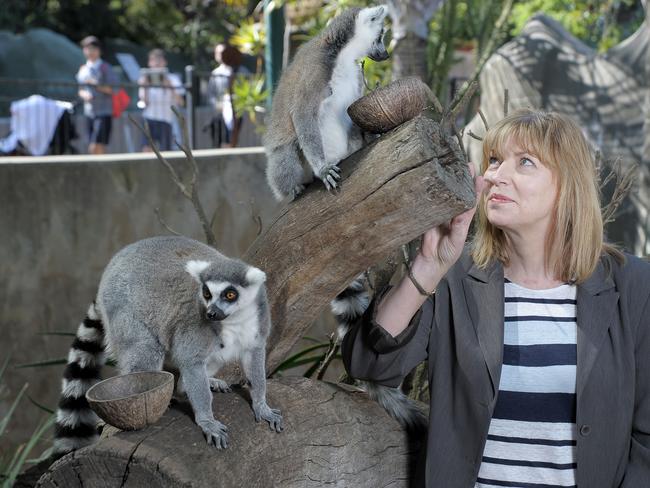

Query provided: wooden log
[244,114,474,375]
[37,378,423,487]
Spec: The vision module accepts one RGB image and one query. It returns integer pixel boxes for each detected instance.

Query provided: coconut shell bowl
[347,76,436,134]
[86,371,174,431]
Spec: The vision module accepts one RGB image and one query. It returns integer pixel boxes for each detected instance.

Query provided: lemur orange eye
[223,287,238,302]
[202,284,212,300]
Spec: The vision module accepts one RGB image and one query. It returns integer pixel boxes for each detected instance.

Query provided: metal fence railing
[0,70,262,157]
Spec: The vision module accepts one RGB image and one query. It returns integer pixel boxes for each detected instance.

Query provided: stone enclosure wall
[0,148,290,455]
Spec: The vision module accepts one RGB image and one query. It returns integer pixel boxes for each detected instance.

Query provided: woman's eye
[202,285,212,300]
[520,157,535,167]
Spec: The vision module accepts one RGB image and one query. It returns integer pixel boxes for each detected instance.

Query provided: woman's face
[483,138,558,236]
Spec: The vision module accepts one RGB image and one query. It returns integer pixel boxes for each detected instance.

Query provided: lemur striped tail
[332,276,428,431]
[53,302,106,454]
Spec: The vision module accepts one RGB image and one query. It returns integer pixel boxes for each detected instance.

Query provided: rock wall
[0,148,285,457]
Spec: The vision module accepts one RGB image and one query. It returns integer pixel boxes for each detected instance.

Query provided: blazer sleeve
[341,285,433,388]
[620,294,650,486]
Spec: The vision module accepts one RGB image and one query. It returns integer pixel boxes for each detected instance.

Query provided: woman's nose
[485,160,512,185]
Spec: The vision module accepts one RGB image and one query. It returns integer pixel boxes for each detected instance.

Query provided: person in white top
[76,36,116,155]
[207,43,250,148]
[138,49,184,152]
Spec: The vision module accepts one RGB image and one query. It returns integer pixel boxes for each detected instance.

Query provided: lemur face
[359,5,389,62]
[185,260,266,322]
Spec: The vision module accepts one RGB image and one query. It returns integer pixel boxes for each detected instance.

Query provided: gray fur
[55,236,282,453]
[264,6,388,200]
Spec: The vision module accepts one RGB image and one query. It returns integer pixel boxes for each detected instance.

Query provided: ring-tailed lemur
[264,5,389,200]
[54,236,282,454]
[332,276,427,430]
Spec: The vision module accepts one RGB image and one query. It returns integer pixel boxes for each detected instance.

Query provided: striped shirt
[476,279,578,488]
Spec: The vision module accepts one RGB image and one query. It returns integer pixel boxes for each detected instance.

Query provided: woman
[342,109,650,487]
[138,49,184,152]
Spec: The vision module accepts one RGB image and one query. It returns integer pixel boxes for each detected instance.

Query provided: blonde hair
[472,108,620,283]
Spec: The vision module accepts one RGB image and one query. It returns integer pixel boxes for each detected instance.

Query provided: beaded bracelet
[407,266,436,297]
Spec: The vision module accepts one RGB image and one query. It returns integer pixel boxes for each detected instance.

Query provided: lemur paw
[209,378,232,393]
[319,164,341,191]
[196,418,229,449]
[291,184,306,199]
[254,403,284,433]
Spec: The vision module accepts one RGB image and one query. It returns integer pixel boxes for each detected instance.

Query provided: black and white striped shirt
[476,279,578,488]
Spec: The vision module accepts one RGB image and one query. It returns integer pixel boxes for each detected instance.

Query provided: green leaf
[3,415,55,487]
[27,395,55,415]
[0,383,28,437]
[16,358,67,369]
[270,344,329,375]
[0,355,10,384]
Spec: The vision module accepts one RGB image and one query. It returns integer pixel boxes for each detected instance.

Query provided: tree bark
[242,115,474,377]
[37,378,424,487]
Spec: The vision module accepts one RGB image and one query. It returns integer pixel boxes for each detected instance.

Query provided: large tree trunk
[241,115,474,378]
[36,378,424,487]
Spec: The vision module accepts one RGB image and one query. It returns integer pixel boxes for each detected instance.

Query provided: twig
[315,333,340,380]
[129,115,188,196]
[601,159,637,225]
[468,130,483,141]
[250,198,263,237]
[447,81,479,124]
[503,88,509,117]
[129,111,218,247]
[360,59,372,92]
[453,125,467,162]
[154,208,182,236]
[478,109,489,131]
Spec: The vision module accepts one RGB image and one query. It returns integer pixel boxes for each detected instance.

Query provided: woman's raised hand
[419,163,485,271]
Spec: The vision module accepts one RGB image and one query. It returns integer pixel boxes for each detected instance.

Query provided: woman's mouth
[489,193,514,203]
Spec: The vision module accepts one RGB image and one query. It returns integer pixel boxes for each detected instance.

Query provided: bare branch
[250,199,263,237]
[503,88,509,117]
[129,111,218,248]
[601,159,637,225]
[468,130,483,141]
[154,208,183,236]
[478,109,489,131]
[446,81,479,127]
[315,333,340,380]
[129,115,189,197]
[453,125,467,162]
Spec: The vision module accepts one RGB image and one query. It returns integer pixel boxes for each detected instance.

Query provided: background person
[343,109,650,487]
[76,36,116,155]
[207,43,250,148]
[138,48,184,152]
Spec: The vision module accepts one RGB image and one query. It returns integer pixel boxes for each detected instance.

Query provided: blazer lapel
[576,261,619,397]
[462,260,505,398]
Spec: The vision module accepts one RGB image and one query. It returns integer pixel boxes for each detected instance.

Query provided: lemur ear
[375,5,387,19]
[185,260,210,283]
[365,5,388,23]
[246,266,267,285]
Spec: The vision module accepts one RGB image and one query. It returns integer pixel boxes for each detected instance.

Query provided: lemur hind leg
[106,313,165,374]
[266,141,308,200]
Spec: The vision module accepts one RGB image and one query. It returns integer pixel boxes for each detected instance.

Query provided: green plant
[232,74,269,124]
[0,356,55,487]
[510,0,643,52]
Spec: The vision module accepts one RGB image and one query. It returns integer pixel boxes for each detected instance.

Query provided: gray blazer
[342,252,650,487]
